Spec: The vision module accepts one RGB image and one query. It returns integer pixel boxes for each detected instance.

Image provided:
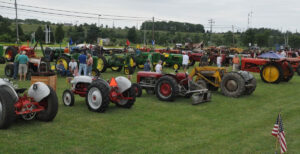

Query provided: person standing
[281,50,287,57]
[87,54,93,76]
[217,54,222,68]
[69,58,78,76]
[155,60,163,73]
[13,53,20,80]
[144,59,151,72]
[18,51,29,81]
[200,52,208,66]
[78,51,87,76]
[182,51,189,73]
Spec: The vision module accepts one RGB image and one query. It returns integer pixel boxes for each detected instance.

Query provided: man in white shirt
[155,60,163,74]
[69,58,78,76]
[182,51,189,73]
[217,55,222,68]
[281,50,286,57]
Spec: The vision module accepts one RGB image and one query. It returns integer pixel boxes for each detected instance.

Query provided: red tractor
[62,76,136,112]
[241,58,296,83]
[134,71,211,105]
[5,43,38,62]
[0,79,58,129]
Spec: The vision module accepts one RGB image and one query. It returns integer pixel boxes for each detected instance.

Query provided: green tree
[127,27,137,43]
[35,26,44,42]
[86,24,100,43]
[55,24,65,43]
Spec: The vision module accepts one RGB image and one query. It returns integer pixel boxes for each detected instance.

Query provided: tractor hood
[237,71,254,82]
[115,76,132,93]
[71,76,93,84]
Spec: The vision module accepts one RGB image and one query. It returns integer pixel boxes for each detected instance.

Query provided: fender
[0,79,18,102]
[28,82,50,102]
[115,76,132,93]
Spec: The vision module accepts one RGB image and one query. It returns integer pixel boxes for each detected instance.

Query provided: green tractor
[55,51,107,76]
[44,47,65,62]
[134,52,163,69]
[104,53,136,75]
[162,53,183,70]
[0,45,5,64]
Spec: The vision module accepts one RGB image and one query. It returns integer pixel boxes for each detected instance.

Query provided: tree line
[1,15,300,49]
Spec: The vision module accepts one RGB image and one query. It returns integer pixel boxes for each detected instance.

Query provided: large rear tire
[5,46,18,62]
[155,76,179,101]
[36,86,59,122]
[260,63,283,84]
[282,62,294,82]
[96,55,107,73]
[115,87,136,108]
[221,72,245,97]
[4,64,14,77]
[86,81,110,112]
[0,88,15,129]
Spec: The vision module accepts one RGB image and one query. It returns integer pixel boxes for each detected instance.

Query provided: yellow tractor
[189,66,256,97]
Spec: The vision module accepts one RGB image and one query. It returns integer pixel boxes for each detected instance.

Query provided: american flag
[271,114,287,154]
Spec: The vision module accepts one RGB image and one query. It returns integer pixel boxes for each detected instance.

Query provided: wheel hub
[63,93,71,105]
[0,101,2,120]
[97,59,104,71]
[21,104,37,121]
[88,87,102,109]
[160,83,172,96]
[226,80,238,91]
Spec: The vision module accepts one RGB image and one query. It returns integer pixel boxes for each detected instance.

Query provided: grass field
[0,62,299,153]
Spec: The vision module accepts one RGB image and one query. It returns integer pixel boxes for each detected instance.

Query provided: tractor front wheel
[62,89,75,106]
[115,87,136,108]
[244,77,257,95]
[132,83,142,97]
[155,76,179,101]
[173,64,180,70]
[4,64,14,77]
[96,55,107,73]
[221,72,245,97]
[260,63,283,84]
[86,82,110,112]
[137,64,144,69]
[36,86,59,122]
[111,66,123,72]
[124,66,135,75]
[282,62,294,82]
[0,88,15,129]
[56,56,70,70]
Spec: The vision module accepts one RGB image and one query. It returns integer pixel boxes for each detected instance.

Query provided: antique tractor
[162,53,183,70]
[102,53,136,75]
[4,43,38,62]
[135,71,211,104]
[0,78,58,129]
[0,45,5,64]
[62,76,136,112]
[241,58,295,84]
[190,66,256,97]
[134,52,163,69]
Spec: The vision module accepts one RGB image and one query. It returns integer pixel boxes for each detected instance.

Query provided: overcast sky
[1,0,299,32]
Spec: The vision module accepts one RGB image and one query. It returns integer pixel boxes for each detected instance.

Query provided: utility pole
[98,15,101,27]
[152,17,155,42]
[232,25,235,46]
[247,11,253,29]
[15,0,19,44]
[208,19,215,44]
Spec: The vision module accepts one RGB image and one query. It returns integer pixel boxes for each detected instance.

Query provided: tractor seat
[15,88,27,94]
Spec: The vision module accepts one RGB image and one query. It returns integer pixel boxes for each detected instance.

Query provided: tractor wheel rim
[174,64,178,70]
[138,64,144,69]
[130,58,135,67]
[160,83,172,96]
[21,104,36,121]
[63,92,71,105]
[88,87,102,110]
[125,68,129,75]
[263,65,279,82]
[112,67,119,71]
[5,50,12,60]
[226,80,238,91]
[118,91,129,105]
[0,101,2,120]
[97,59,104,71]
[92,71,96,76]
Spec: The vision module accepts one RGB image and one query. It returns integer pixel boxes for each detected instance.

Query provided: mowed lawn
[0,62,299,153]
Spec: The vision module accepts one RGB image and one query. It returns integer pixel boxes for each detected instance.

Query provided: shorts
[19,64,28,74]
[182,64,188,69]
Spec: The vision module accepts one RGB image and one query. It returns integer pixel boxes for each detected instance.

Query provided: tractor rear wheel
[62,89,75,106]
[115,87,136,108]
[111,66,123,72]
[0,88,15,129]
[244,77,257,95]
[0,57,5,64]
[297,65,300,76]
[132,83,142,97]
[44,47,53,61]
[96,55,107,73]
[86,81,110,112]
[155,76,179,101]
[282,62,294,82]
[36,86,58,122]
[56,56,70,70]
[124,66,135,75]
[221,72,245,97]
[260,63,283,84]
[5,46,17,62]
[4,64,14,77]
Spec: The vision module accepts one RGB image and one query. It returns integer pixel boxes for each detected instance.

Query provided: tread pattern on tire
[132,83,142,97]
[4,64,14,77]
[36,86,59,122]
[85,81,110,112]
[115,87,136,108]
[221,72,246,97]
[0,88,16,129]
[282,62,294,82]
[62,89,75,106]
[155,75,179,101]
